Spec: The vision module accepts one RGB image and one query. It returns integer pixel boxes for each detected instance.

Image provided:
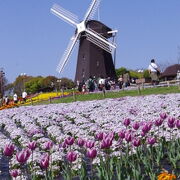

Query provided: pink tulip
[86,148,97,159]
[65,137,74,146]
[132,122,140,130]
[59,141,67,149]
[16,148,31,164]
[155,118,163,126]
[160,112,167,120]
[168,122,175,128]
[44,141,53,150]
[86,140,95,149]
[123,118,131,127]
[77,138,85,147]
[147,137,156,145]
[95,132,104,141]
[10,169,19,178]
[40,154,50,169]
[142,124,150,134]
[176,120,180,129]
[133,138,141,147]
[118,130,126,139]
[66,151,77,162]
[28,141,37,151]
[3,144,15,157]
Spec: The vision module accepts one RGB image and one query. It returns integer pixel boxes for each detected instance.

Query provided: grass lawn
[33,86,180,105]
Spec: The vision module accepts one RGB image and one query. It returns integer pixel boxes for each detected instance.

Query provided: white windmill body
[51,0,117,83]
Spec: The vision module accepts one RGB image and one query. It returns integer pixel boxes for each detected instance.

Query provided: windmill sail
[56,34,79,73]
[84,0,101,21]
[85,28,116,53]
[51,4,78,27]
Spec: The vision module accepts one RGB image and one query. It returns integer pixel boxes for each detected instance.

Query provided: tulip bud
[100,137,112,149]
[44,141,53,150]
[147,137,156,145]
[160,112,167,120]
[40,154,50,169]
[154,118,163,127]
[10,169,19,178]
[168,117,176,125]
[28,141,37,151]
[66,151,77,162]
[133,138,141,147]
[132,122,140,130]
[3,143,15,157]
[16,148,31,164]
[65,137,74,146]
[86,140,95,149]
[176,120,180,129]
[118,130,126,139]
[95,132,104,141]
[86,148,97,159]
[123,118,131,127]
[125,132,132,143]
[77,138,85,147]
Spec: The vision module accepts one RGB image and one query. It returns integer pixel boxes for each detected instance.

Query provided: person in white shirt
[13,93,18,104]
[148,59,160,85]
[98,76,105,91]
[22,91,27,102]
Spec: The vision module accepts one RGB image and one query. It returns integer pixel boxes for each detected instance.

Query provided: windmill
[51,0,117,83]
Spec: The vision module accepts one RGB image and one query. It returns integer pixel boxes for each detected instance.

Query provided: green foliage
[115,67,127,77]
[143,69,150,78]
[129,70,143,79]
[25,77,44,94]
[59,77,75,89]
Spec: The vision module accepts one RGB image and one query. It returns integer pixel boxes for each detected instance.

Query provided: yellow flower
[158,171,176,180]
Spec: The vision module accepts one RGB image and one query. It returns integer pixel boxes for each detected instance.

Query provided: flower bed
[0,93,179,179]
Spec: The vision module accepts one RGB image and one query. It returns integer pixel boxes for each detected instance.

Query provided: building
[161,64,180,81]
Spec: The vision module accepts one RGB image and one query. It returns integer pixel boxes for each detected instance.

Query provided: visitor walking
[148,59,160,85]
[22,91,27,103]
[13,93,18,104]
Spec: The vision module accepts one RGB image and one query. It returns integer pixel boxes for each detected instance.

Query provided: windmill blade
[51,4,78,27]
[56,33,79,73]
[85,28,116,53]
[84,0,101,21]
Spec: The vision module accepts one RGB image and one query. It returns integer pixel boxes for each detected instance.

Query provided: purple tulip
[118,130,126,139]
[123,118,131,127]
[95,132,104,141]
[86,148,97,159]
[168,122,175,128]
[77,138,85,147]
[133,138,141,147]
[168,117,176,125]
[28,141,37,151]
[44,141,53,150]
[142,124,150,134]
[154,118,163,127]
[16,148,31,164]
[147,137,156,145]
[10,169,19,178]
[125,132,132,143]
[176,120,180,129]
[100,137,112,149]
[65,137,74,146]
[132,122,140,130]
[66,151,77,162]
[3,144,15,157]
[59,141,67,149]
[86,140,95,149]
[40,154,50,169]
[160,112,167,120]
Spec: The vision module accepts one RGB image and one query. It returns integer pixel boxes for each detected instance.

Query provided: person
[148,59,160,85]
[5,96,9,105]
[22,91,27,102]
[123,71,130,87]
[105,77,111,90]
[87,76,95,92]
[118,75,123,89]
[13,93,18,104]
[98,76,105,91]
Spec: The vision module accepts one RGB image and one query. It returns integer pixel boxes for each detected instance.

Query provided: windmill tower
[51,0,117,83]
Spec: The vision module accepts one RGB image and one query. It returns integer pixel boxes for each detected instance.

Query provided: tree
[115,67,127,77]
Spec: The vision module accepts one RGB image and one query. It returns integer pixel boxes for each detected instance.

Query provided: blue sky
[0,0,180,83]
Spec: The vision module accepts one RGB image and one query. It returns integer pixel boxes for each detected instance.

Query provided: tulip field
[0,93,180,179]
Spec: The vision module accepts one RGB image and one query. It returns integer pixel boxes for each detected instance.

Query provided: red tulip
[132,122,140,130]
[123,118,131,127]
[155,118,163,126]
[118,130,126,139]
[160,112,167,120]
[95,132,104,141]
[147,137,156,145]
[77,138,85,147]
[100,137,112,149]
[3,143,15,157]
[125,132,132,142]
[133,138,141,147]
